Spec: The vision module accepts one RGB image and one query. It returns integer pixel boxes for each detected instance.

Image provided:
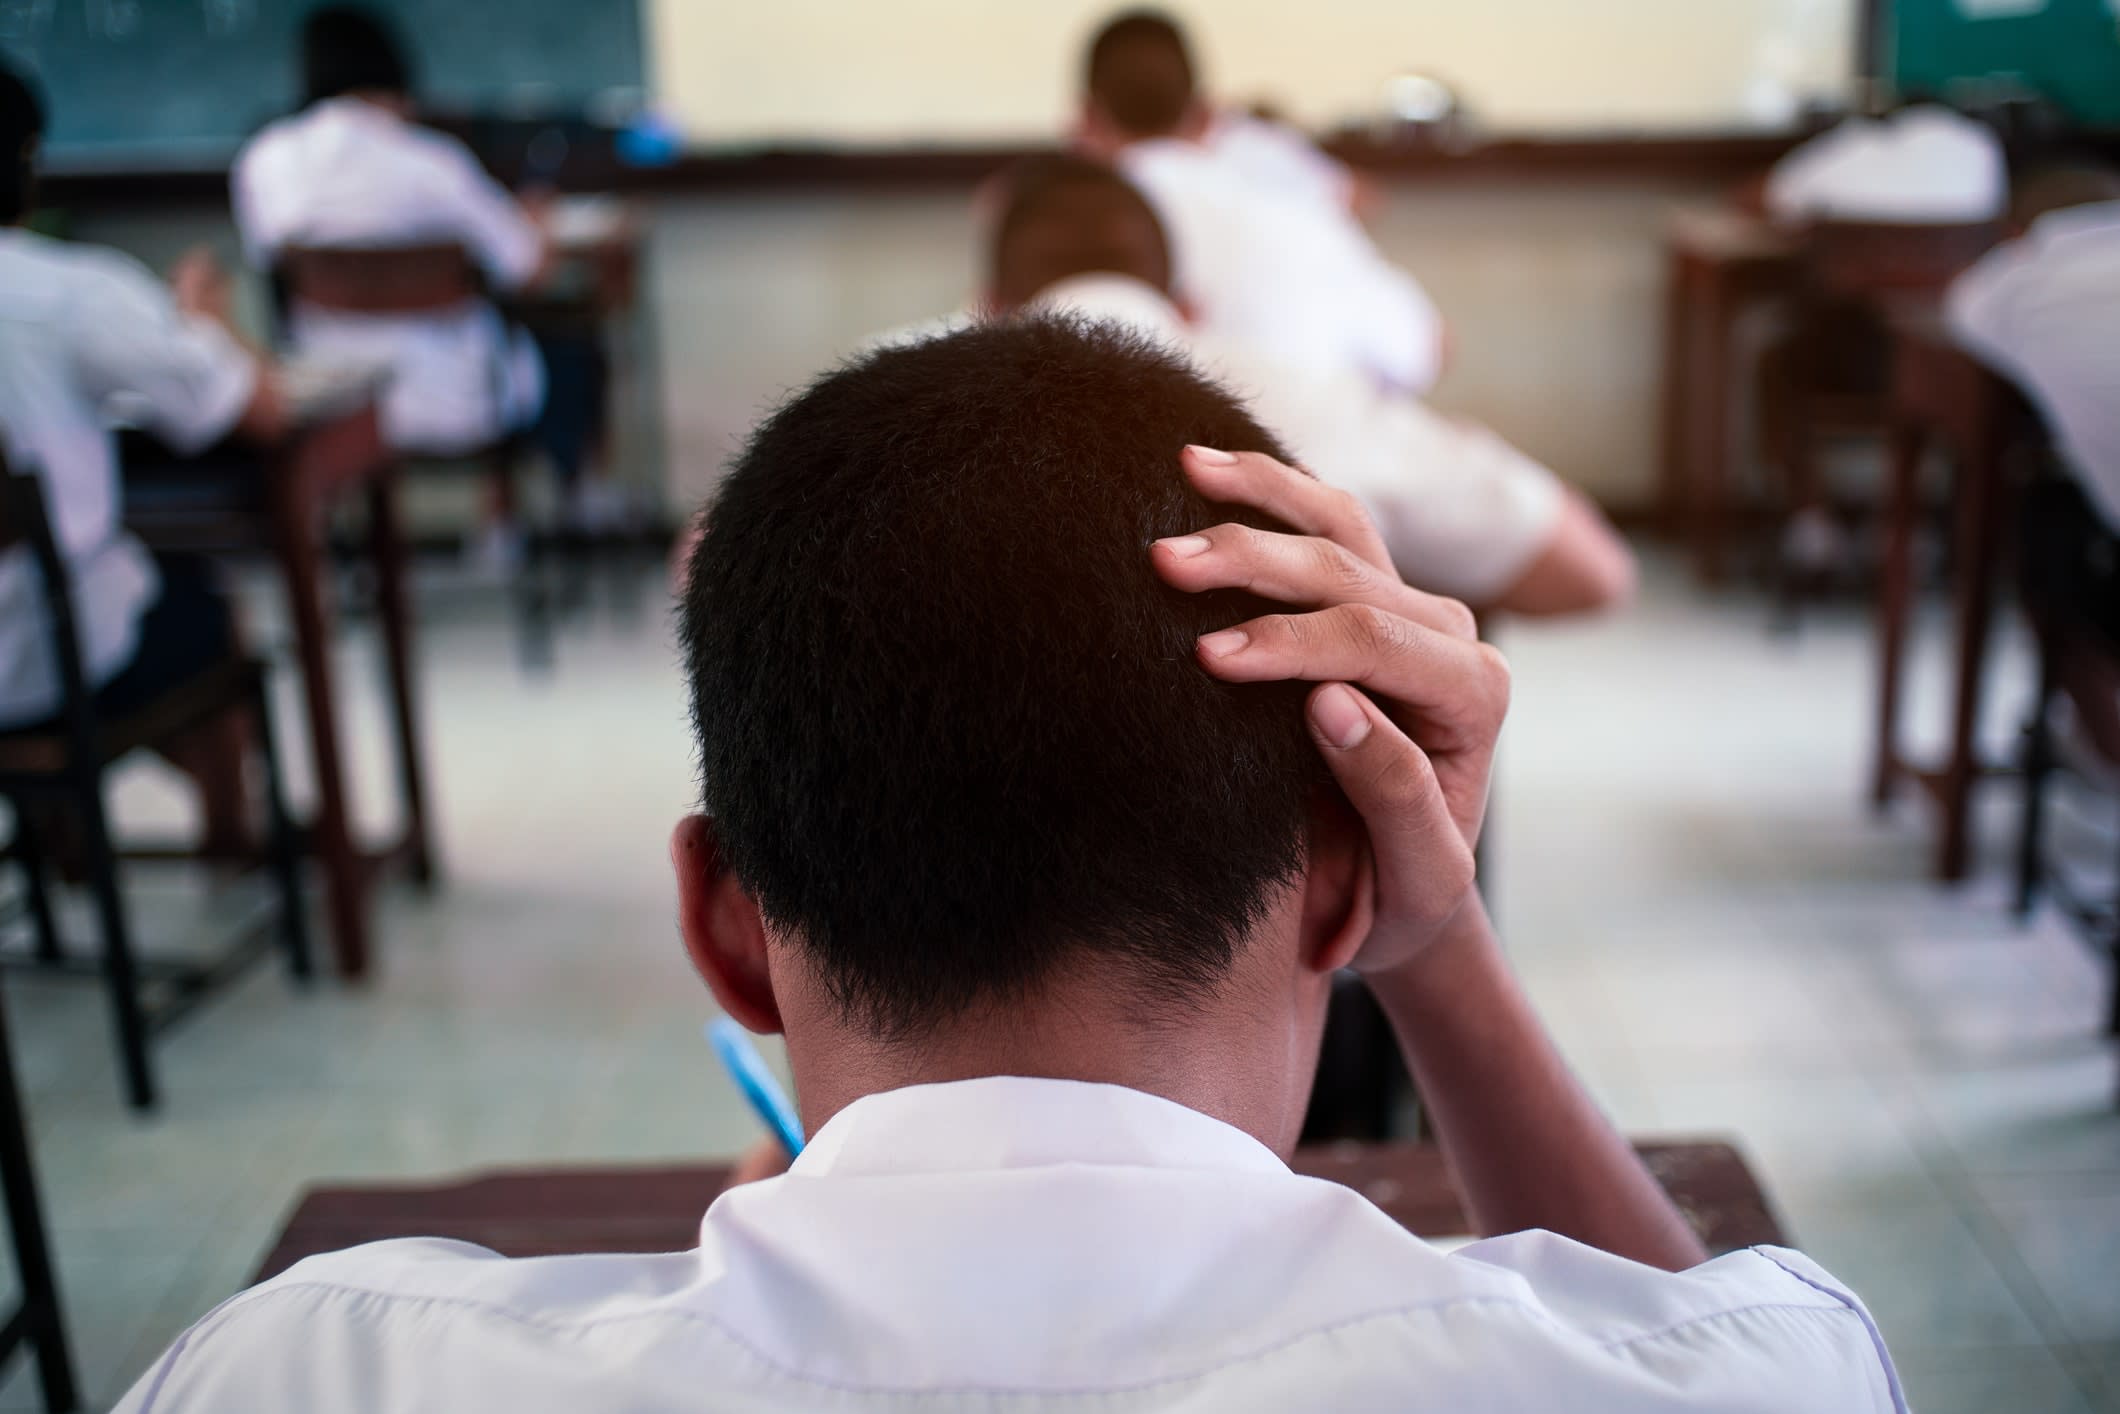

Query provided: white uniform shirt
[1031,275,1561,603]
[232,97,544,454]
[1117,137,1444,395]
[1947,199,2120,527]
[1765,106,2006,225]
[118,1076,1904,1413]
[0,229,256,727]
[1206,112,1356,215]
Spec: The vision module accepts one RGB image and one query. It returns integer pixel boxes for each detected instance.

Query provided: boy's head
[676,319,1336,1070]
[0,60,43,226]
[988,155,1172,310]
[301,4,414,108]
[1080,9,1204,150]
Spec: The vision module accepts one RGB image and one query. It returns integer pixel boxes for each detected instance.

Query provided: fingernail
[1186,445,1237,465]
[1198,628,1249,658]
[1157,534,1210,559]
[1311,684,1370,749]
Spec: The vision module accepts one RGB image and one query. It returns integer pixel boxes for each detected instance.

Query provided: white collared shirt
[1206,111,1357,216]
[1117,137,1444,395]
[118,1076,1903,1413]
[232,98,544,454]
[1765,106,2006,225]
[1029,274,1561,603]
[0,229,256,727]
[1947,199,2120,527]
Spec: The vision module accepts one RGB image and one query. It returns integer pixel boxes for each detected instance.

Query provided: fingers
[1307,684,1475,913]
[1181,445,1395,573]
[1197,602,1510,751]
[1153,522,1478,641]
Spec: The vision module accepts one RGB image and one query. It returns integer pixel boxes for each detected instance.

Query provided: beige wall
[647,0,1854,144]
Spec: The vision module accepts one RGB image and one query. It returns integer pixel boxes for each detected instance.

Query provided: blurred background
[0,0,2116,1409]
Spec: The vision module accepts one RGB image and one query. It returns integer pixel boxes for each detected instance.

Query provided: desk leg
[274,485,369,977]
[1657,252,1693,540]
[1938,440,2007,883]
[1872,418,1924,810]
[368,466,437,886]
[1690,271,1734,585]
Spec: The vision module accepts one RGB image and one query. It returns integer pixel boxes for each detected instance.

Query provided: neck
[778,960,1322,1157]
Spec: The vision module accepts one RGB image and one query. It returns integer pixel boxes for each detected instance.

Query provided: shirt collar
[790,1076,1289,1180]
[1026,273,1190,345]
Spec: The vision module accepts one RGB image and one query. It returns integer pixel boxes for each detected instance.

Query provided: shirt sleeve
[434,142,544,291]
[1351,402,1565,603]
[1945,242,2028,376]
[65,253,259,454]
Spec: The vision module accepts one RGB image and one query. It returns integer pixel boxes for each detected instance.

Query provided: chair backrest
[1801,219,2001,299]
[277,243,483,316]
[0,457,98,745]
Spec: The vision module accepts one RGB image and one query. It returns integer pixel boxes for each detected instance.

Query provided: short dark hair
[301,4,413,106]
[989,155,1172,308]
[681,319,1325,1040]
[0,58,44,225]
[1085,9,1196,138]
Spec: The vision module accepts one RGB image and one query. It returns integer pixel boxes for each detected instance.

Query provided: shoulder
[9,237,170,320]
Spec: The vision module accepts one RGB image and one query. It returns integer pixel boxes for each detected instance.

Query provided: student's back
[230,8,543,455]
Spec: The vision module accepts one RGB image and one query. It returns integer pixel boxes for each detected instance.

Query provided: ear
[1298,791,1375,976]
[670,815,784,1035]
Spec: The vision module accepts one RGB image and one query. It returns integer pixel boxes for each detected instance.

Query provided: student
[1764,97,2006,225]
[1075,9,1445,395]
[985,156,1633,616]
[1948,162,2120,758]
[231,5,610,557]
[0,63,282,851]
[122,321,1901,1412]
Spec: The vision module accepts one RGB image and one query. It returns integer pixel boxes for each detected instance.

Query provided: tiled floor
[2,553,2115,1411]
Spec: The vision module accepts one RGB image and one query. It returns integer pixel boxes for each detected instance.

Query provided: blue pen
[707,1017,806,1156]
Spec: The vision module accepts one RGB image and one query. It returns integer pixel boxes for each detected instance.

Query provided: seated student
[0,64,283,851]
[1074,9,1446,395]
[986,156,1633,616]
[1947,162,2120,757]
[123,322,1900,1411]
[232,5,611,557]
[1764,96,2006,225]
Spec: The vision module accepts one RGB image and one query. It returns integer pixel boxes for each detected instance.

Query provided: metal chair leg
[250,677,311,983]
[2015,656,2056,920]
[77,786,153,1112]
[0,1000,78,1412]
[6,812,62,965]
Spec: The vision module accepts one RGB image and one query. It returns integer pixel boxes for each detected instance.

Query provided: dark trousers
[530,332,611,490]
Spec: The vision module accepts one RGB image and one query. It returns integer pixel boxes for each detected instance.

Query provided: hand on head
[1152,446,1509,975]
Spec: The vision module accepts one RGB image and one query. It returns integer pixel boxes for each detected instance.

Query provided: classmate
[0,63,282,850]
[1948,162,2120,758]
[985,156,1633,616]
[1075,9,1445,395]
[232,6,611,554]
[1764,98,2006,225]
[122,321,1901,1412]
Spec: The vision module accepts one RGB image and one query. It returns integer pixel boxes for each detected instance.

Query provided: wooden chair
[274,243,552,665]
[0,468,310,1112]
[1757,218,2000,619]
[0,979,78,1411]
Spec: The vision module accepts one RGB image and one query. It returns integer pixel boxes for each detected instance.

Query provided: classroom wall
[645,0,1856,144]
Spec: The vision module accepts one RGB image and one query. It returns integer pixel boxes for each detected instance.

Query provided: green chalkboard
[1,0,645,162]
[1892,0,2120,124]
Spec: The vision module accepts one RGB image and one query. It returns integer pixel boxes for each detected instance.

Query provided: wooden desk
[252,1138,1787,1284]
[124,401,435,978]
[1871,306,2029,881]
[1657,207,1801,584]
